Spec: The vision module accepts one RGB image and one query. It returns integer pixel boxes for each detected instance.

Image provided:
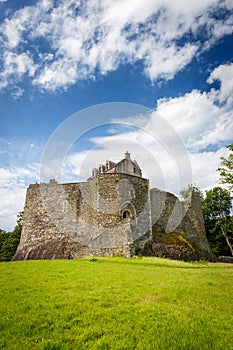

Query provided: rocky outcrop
[12,237,88,260]
[217,256,233,263]
[137,232,199,261]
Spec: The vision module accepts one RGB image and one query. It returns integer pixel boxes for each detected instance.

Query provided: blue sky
[0,0,233,230]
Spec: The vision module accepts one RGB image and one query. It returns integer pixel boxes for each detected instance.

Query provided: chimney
[125,151,130,160]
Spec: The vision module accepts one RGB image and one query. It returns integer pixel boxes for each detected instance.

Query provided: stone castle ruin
[13,152,213,261]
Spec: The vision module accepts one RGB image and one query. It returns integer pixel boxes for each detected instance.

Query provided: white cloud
[0,52,36,89]
[0,164,40,230]
[0,0,232,92]
[0,187,25,231]
[11,87,24,99]
[207,63,233,104]
[189,148,229,192]
[33,58,78,91]
[156,67,233,151]
[144,43,198,81]
[0,138,43,230]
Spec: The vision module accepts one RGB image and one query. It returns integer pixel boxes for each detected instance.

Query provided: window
[129,190,134,199]
[122,210,131,219]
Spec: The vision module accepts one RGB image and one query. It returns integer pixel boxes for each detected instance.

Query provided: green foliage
[0,231,7,257]
[16,211,24,227]
[218,143,233,191]
[202,187,233,256]
[0,257,232,350]
[180,184,203,201]
[89,258,98,262]
[202,186,232,220]
[0,230,21,262]
[0,211,23,262]
[208,217,233,256]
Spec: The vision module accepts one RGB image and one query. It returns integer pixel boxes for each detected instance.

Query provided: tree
[218,144,233,192]
[180,184,204,202]
[16,211,23,228]
[202,187,233,256]
[0,230,7,260]
[0,211,23,262]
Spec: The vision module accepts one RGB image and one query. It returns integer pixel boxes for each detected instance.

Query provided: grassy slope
[0,257,232,350]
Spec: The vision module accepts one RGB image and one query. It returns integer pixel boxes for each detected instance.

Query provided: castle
[13,152,213,261]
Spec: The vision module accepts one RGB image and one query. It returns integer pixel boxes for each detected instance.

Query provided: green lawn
[0,257,232,350]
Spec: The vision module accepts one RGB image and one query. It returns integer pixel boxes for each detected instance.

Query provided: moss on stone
[153,231,195,251]
[136,231,199,261]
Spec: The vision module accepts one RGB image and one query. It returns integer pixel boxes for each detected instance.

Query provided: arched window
[121,201,136,221]
[122,209,131,219]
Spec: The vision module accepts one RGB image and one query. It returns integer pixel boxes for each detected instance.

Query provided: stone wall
[150,188,213,260]
[14,173,151,260]
[138,232,199,262]
[181,191,213,260]
[113,158,142,177]
[14,172,212,261]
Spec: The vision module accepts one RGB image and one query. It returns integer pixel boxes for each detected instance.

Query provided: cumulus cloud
[155,62,233,151]
[0,139,43,230]
[207,63,233,104]
[156,91,232,150]
[189,148,229,192]
[0,52,35,88]
[0,187,26,231]
[0,164,40,230]
[0,0,232,92]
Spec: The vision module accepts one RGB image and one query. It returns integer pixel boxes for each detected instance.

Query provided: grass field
[0,257,233,350]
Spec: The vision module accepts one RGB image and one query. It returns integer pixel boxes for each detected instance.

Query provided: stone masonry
[13,152,213,261]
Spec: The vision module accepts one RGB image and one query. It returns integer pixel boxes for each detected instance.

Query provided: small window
[134,167,136,173]
[129,190,134,199]
[122,210,131,219]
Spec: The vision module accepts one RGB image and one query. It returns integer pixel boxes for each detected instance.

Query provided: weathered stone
[217,256,233,263]
[137,233,199,261]
[13,153,213,261]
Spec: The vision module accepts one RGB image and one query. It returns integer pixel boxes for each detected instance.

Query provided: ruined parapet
[150,188,182,232]
[180,190,213,260]
[150,188,213,260]
[13,180,90,260]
